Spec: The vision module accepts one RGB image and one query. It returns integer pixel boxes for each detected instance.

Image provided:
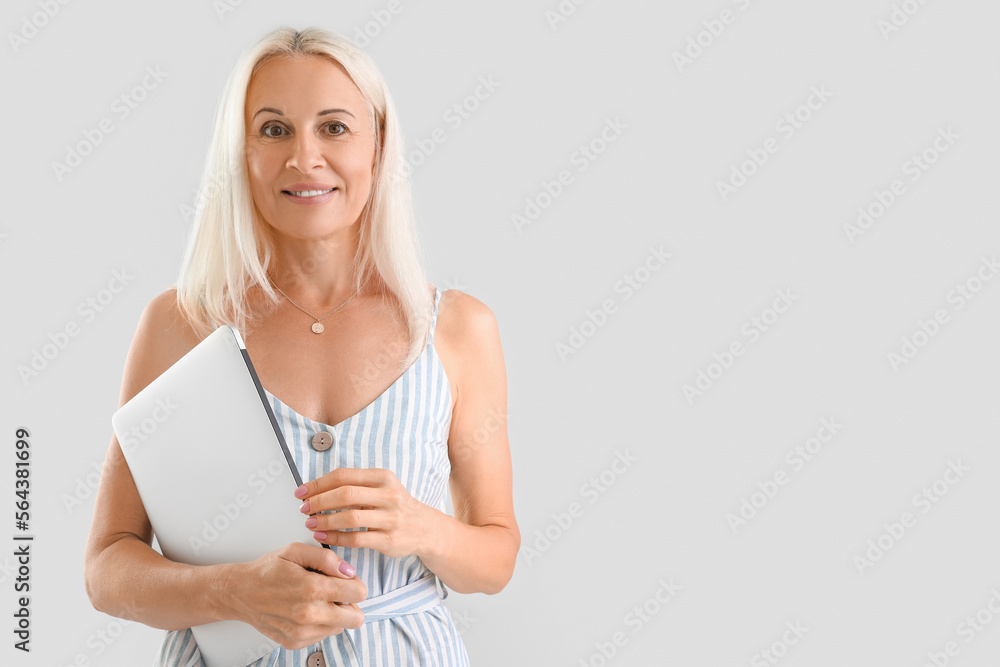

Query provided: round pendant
[311,322,325,334]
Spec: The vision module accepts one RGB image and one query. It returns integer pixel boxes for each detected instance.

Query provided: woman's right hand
[220,542,367,650]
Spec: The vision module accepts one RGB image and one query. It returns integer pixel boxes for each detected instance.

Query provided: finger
[281,609,357,646]
[317,601,365,630]
[302,485,386,515]
[283,542,357,579]
[309,508,383,533]
[287,601,364,632]
[316,527,385,553]
[295,468,394,499]
[317,576,369,607]
[256,610,354,646]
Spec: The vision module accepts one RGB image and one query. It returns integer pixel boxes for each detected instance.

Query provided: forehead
[245,54,366,117]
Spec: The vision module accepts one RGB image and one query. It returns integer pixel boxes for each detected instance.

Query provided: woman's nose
[286,131,324,172]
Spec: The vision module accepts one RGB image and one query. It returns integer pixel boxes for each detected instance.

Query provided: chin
[270,220,359,241]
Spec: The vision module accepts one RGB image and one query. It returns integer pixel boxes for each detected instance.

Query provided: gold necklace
[270,281,363,334]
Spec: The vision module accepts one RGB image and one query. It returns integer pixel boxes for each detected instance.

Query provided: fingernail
[299,500,311,514]
[305,516,318,529]
[339,561,356,577]
[313,531,328,541]
[294,485,308,498]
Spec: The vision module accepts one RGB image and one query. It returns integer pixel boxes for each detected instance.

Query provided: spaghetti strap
[428,285,443,345]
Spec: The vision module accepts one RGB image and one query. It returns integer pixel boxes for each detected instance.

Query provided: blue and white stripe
[156,286,470,666]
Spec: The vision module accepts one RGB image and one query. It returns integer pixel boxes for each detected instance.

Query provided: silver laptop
[112,324,320,667]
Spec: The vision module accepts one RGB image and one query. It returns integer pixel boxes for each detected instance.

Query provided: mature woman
[84,26,519,667]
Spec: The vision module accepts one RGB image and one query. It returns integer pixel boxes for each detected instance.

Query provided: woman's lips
[282,187,338,205]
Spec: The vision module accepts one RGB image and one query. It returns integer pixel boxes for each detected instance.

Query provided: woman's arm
[417,291,520,594]
[298,290,520,594]
[84,289,233,629]
[84,290,366,644]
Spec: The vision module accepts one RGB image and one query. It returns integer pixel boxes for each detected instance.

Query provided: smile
[284,187,336,197]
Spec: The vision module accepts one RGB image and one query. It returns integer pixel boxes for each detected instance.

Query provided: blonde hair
[175,26,432,373]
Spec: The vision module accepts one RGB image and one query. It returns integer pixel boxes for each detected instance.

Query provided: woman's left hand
[295,468,441,559]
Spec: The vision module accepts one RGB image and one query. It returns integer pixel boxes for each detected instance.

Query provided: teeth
[288,188,334,197]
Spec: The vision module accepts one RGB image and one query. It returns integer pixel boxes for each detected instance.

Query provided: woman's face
[244,54,376,242]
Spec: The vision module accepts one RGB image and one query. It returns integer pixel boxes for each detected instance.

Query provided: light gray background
[2,1,999,665]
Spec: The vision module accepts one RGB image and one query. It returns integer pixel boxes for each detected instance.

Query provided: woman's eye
[258,121,345,138]
[260,123,286,138]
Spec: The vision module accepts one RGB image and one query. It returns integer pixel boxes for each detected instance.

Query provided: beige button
[307,651,325,667]
[311,431,333,452]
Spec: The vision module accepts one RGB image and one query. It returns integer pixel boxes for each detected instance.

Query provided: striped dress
[156,286,471,666]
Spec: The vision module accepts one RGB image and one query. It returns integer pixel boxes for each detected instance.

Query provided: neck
[267,225,364,311]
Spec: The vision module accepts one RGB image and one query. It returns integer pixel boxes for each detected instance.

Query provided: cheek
[245,146,273,197]
[345,150,375,193]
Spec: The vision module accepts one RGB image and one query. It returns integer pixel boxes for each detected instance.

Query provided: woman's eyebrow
[318,108,356,119]
[252,107,357,120]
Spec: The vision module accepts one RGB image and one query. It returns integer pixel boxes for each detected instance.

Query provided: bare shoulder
[118,287,203,407]
[433,288,505,399]
[436,288,501,350]
[87,288,205,559]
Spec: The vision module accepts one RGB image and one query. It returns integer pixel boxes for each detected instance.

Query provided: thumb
[288,542,357,579]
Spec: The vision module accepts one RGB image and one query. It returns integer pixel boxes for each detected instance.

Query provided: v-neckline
[262,337,430,430]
